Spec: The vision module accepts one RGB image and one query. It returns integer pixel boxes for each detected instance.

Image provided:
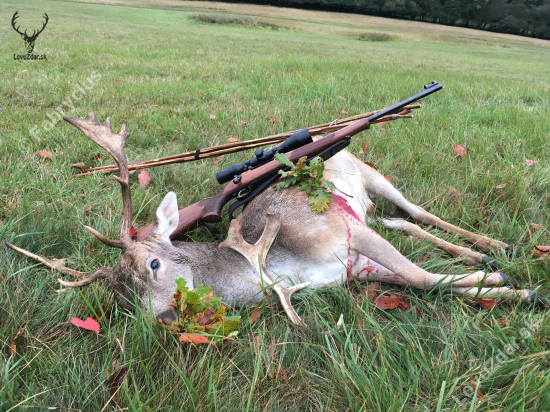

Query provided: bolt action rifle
[136,81,443,241]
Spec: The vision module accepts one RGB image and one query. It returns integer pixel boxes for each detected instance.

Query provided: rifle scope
[216,127,313,184]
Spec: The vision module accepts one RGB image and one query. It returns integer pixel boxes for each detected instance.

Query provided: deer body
[6,113,546,327]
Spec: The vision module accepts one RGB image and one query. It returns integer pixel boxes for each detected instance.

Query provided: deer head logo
[11,11,49,54]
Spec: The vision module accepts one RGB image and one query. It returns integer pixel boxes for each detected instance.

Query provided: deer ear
[150,192,179,243]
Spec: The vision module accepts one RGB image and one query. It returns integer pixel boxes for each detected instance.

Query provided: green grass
[1,0,550,410]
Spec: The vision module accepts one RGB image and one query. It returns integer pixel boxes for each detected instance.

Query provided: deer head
[6,113,194,323]
[11,11,49,54]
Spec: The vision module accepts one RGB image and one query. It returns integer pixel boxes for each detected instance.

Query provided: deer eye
[150,259,159,271]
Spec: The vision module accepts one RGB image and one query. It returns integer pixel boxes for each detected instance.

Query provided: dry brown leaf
[533,245,550,258]
[179,334,211,345]
[72,162,86,169]
[210,157,224,164]
[468,376,484,400]
[495,183,506,189]
[9,328,22,357]
[278,365,288,382]
[477,298,497,309]
[107,362,128,401]
[530,223,543,230]
[249,308,261,324]
[375,295,405,310]
[364,161,379,170]
[240,121,247,126]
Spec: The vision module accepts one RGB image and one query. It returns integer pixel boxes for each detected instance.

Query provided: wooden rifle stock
[136,81,442,240]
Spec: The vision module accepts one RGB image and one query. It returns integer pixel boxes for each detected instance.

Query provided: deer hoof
[499,273,518,288]
[482,255,499,271]
[527,290,549,309]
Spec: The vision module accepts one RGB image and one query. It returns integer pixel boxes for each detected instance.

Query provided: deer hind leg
[378,218,489,267]
[359,163,508,255]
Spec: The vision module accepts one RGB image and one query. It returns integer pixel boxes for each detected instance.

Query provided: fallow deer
[6,113,547,326]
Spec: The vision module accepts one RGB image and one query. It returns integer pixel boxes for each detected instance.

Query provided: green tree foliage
[213,0,550,39]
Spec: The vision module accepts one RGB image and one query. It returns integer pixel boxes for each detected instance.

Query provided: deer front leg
[219,213,311,326]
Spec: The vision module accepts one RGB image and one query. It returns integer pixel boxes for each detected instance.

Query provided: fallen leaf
[91,153,101,160]
[339,96,346,100]
[171,136,178,142]
[22,69,28,73]
[179,334,212,345]
[468,97,472,100]
[531,223,542,230]
[526,159,534,166]
[130,225,137,241]
[533,245,550,259]
[240,121,247,126]
[9,328,22,357]
[375,295,405,310]
[535,245,550,252]
[477,298,497,310]
[70,317,100,339]
[162,78,166,83]
[340,110,347,114]
[273,118,281,123]
[249,308,261,324]
[227,137,239,142]
[398,301,409,309]
[468,376,484,400]
[138,170,150,187]
[455,145,466,158]
[384,176,391,182]
[197,93,204,97]
[377,121,385,127]
[278,365,288,382]
[448,186,461,198]
[487,319,506,328]
[39,150,53,159]
[210,156,224,164]
[72,162,86,169]
[84,207,94,214]
[108,363,128,401]
[363,141,369,152]
[442,122,447,127]
[291,90,297,94]
[365,282,381,302]
[115,79,122,83]
[359,78,364,82]
[495,183,506,189]
[209,114,216,120]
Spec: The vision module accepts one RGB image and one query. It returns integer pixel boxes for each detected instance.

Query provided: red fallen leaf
[364,161,378,170]
[526,228,534,240]
[130,225,137,240]
[291,90,297,94]
[179,334,212,345]
[526,159,535,166]
[531,223,542,230]
[375,295,405,310]
[398,301,409,309]
[249,308,261,324]
[273,118,281,123]
[477,298,497,309]
[455,145,466,158]
[39,150,54,159]
[91,153,101,160]
[240,121,247,126]
[384,176,391,182]
[377,121,385,127]
[115,80,122,83]
[197,93,204,97]
[138,170,150,187]
[468,97,472,100]
[171,136,178,142]
[340,110,347,114]
[70,317,100,339]
[359,78,364,82]
[363,140,369,152]
[468,376,484,400]
[441,122,447,127]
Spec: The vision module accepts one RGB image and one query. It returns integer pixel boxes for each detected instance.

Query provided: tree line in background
[211,0,550,39]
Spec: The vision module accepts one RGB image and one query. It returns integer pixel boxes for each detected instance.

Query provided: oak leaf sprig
[275,154,335,213]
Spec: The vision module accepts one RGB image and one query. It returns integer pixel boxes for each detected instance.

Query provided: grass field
[1,0,550,410]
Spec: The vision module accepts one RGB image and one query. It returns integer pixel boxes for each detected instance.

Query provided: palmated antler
[64,113,133,249]
[219,213,311,326]
[5,242,112,287]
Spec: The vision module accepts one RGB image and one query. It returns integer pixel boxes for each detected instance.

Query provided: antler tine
[83,225,124,249]
[219,213,311,326]
[11,11,26,36]
[5,242,112,287]
[64,113,133,246]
